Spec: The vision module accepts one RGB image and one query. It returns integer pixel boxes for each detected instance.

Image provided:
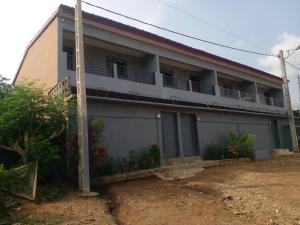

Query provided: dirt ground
[108,154,300,225]
[2,192,117,225]
[3,154,300,225]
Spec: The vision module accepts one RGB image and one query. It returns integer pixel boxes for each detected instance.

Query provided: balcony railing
[220,87,239,99]
[191,81,215,95]
[163,75,190,91]
[240,91,256,102]
[259,95,284,107]
[116,65,155,85]
[67,58,155,85]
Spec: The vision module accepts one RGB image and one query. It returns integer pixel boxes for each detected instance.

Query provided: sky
[0,0,300,105]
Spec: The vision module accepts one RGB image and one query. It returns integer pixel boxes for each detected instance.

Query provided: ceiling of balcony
[160,57,204,72]
[63,30,147,57]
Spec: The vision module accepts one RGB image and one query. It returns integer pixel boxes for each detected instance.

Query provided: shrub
[0,164,9,200]
[203,143,226,160]
[228,132,256,160]
[139,144,160,169]
[92,145,161,177]
[23,136,60,183]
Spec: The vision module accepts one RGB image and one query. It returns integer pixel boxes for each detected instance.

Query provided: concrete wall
[15,18,59,90]
[58,17,287,115]
[85,99,278,161]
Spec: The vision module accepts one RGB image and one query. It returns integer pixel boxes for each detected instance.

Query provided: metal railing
[163,75,190,91]
[220,87,239,99]
[116,64,155,85]
[240,91,256,102]
[191,81,215,95]
[48,76,71,97]
[259,95,284,107]
[66,58,155,85]
[85,58,109,77]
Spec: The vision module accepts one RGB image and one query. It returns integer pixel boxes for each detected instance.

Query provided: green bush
[93,145,161,177]
[0,164,9,201]
[228,132,256,160]
[139,144,160,169]
[23,136,60,183]
[203,143,226,160]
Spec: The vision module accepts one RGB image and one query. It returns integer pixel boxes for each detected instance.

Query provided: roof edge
[59,4,282,83]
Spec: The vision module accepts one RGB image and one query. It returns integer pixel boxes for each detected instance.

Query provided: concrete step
[156,160,219,180]
[164,156,202,165]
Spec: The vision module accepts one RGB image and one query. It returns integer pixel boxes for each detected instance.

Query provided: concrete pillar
[213,70,220,97]
[113,63,118,79]
[156,113,164,166]
[254,82,260,103]
[176,112,184,161]
[189,80,192,92]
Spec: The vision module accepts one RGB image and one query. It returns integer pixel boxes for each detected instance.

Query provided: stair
[155,157,219,180]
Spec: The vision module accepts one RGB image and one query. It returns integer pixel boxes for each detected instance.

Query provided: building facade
[14,5,292,163]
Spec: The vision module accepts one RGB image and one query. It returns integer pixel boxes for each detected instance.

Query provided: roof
[13,4,282,84]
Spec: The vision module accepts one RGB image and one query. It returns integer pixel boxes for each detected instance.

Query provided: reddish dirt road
[108,154,300,225]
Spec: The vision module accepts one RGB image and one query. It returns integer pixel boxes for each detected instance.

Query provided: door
[161,112,180,158]
[180,113,199,156]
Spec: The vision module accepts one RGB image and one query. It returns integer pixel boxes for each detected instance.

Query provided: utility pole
[279,50,299,152]
[297,74,300,106]
[75,0,91,194]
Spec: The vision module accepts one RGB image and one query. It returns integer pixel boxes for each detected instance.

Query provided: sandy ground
[5,154,300,225]
[108,154,300,225]
[9,192,117,225]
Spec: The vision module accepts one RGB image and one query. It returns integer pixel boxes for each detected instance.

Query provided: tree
[0,75,66,154]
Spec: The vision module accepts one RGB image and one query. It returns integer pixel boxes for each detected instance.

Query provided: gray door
[181,113,199,156]
[161,112,180,158]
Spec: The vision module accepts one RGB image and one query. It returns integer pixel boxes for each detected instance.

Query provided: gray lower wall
[85,99,287,161]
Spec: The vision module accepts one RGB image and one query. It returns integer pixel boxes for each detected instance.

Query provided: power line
[286,61,300,71]
[285,46,300,59]
[155,0,268,52]
[81,0,276,57]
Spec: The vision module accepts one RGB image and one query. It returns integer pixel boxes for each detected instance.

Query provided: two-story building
[14,5,291,163]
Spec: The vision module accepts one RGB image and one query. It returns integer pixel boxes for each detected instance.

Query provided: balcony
[191,81,215,95]
[163,75,190,91]
[220,87,239,99]
[259,95,284,107]
[68,58,155,85]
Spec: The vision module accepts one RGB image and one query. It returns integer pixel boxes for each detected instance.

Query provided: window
[106,56,127,78]
[161,69,174,87]
[63,46,74,71]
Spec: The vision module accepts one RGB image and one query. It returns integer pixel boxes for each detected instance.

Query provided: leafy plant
[203,143,226,160]
[0,164,9,199]
[92,145,161,177]
[23,136,60,183]
[228,132,256,160]
[139,145,160,169]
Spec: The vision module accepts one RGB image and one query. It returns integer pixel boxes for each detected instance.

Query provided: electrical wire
[286,61,300,71]
[285,47,300,59]
[81,0,276,57]
[155,0,268,52]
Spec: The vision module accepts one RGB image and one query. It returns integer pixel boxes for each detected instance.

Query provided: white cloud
[258,33,300,108]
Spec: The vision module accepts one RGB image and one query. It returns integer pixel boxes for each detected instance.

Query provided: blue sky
[1,0,299,105]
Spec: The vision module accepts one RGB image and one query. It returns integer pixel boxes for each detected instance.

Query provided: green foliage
[203,143,226,160]
[23,136,60,183]
[0,78,66,154]
[228,132,256,160]
[93,145,161,177]
[204,133,256,160]
[139,144,160,169]
[0,77,67,183]
[0,164,9,202]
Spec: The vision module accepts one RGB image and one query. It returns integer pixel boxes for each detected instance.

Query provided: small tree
[0,75,67,181]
